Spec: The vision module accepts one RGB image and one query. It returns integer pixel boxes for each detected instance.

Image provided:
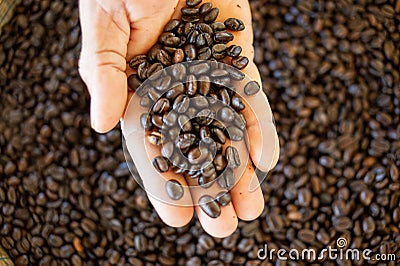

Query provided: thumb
[79,0,130,133]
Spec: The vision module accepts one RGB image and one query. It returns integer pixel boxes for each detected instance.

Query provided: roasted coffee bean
[231,56,249,69]
[201,163,216,177]
[165,180,184,200]
[170,64,186,81]
[151,114,164,128]
[161,142,175,159]
[174,95,190,113]
[127,74,141,91]
[212,44,227,60]
[199,195,221,218]
[196,23,213,35]
[231,96,245,111]
[137,61,150,80]
[214,31,234,43]
[218,88,231,105]
[186,0,202,7]
[129,55,147,69]
[213,154,227,172]
[217,107,235,123]
[197,47,212,60]
[189,62,210,75]
[196,109,215,125]
[166,83,185,100]
[199,2,212,14]
[224,18,245,31]
[198,174,217,188]
[216,191,231,206]
[226,146,240,168]
[164,19,181,32]
[244,81,260,96]
[198,77,211,95]
[211,21,226,31]
[159,32,181,47]
[163,111,178,127]
[172,48,185,64]
[181,7,200,16]
[152,98,170,113]
[203,8,219,23]
[182,15,200,23]
[147,63,164,80]
[212,127,226,144]
[157,49,172,66]
[226,126,244,141]
[226,45,242,59]
[188,147,209,165]
[192,95,209,109]
[188,30,199,44]
[196,33,212,47]
[183,44,197,60]
[177,133,197,150]
[140,113,153,130]
[178,115,192,132]
[186,74,198,96]
[147,44,162,61]
[152,156,169,173]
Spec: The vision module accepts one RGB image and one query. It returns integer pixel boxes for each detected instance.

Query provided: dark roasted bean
[203,8,219,23]
[140,113,153,130]
[244,81,261,96]
[197,47,212,60]
[164,19,181,32]
[199,195,221,218]
[231,56,249,69]
[226,146,240,169]
[152,156,169,173]
[166,180,184,200]
[211,21,226,31]
[226,45,242,57]
[199,2,213,14]
[129,55,147,69]
[214,31,234,43]
[226,126,244,141]
[183,44,197,60]
[216,191,231,206]
[224,18,245,31]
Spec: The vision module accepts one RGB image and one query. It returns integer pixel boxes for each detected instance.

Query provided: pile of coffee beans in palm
[0,0,399,265]
[127,0,261,217]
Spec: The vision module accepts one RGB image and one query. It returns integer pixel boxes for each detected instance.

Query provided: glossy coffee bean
[165,180,184,200]
[214,31,234,43]
[199,2,212,14]
[226,45,242,58]
[203,8,219,23]
[226,146,240,169]
[216,191,231,206]
[152,156,169,173]
[244,81,261,96]
[199,195,221,218]
[224,18,245,31]
[231,56,249,69]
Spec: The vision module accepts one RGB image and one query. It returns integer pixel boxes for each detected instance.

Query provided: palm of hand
[79,0,279,237]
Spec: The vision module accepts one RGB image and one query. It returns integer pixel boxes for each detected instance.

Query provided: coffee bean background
[1,0,399,265]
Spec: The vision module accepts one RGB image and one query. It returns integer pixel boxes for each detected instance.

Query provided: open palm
[79,0,279,237]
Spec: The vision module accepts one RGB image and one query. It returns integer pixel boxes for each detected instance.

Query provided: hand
[79,0,279,237]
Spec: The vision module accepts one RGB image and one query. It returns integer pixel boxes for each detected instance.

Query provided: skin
[79,0,279,237]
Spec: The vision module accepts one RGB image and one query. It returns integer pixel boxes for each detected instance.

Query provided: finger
[230,157,264,220]
[79,0,130,133]
[125,0,179,58]
[122,93,194,227]
[215,0,279,172]
[186,177,238,238]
